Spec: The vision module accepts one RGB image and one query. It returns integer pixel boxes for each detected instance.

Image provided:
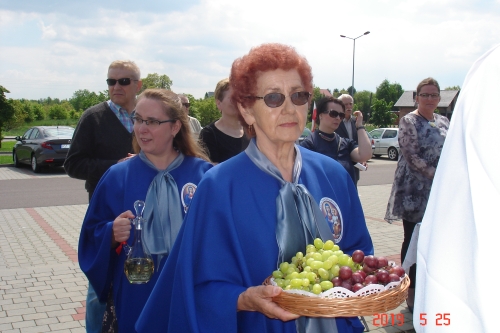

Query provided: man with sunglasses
[64,60,142,333]
[179,94,202,138]
[301,96,372,186]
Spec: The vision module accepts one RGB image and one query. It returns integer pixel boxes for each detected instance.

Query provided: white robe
[415,44,500,332]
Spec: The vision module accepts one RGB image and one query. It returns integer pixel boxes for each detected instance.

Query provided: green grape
[302,279,310,287]
[306,272,317,282]
[327,255,339,266]
[320,280,334,291]
[285,272,299,280]
[306,258,315,267]
[306,246,316,254]
[279,262,289,274]
[318,268,329,280]
[303,266,312,272]
[310,260,324,270]
[312,253,323,261]
[330,265,340,277]
[291,256,298,265]
[298,271,307,279]
[312,283,322,295]
[285,285,292,290]
[272,270,283,279]
[305,252,315,260]
[332,244,340,251]
[323,259,333,270]
[321,250,334,261]
[347,258,355,269]
[338,254,350,266]
[323,240,334,250]
[296,252,304,259]
[314,238,324,250]
[284,279,291,286]
[290,278,303,289]
[275,278,286,288]
[333,250,344,256]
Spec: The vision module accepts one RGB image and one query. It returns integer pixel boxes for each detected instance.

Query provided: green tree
[191,97,219,127]
[0,85,15,144]
[32,103,45,120]
[353,90,374,120]
[2,99,26,131]
[375,79,403,110]
[444,85,460,90]
[69,89,107,112]
[140,73,173,93]
[48,104,69,120]
[370,99,396,127]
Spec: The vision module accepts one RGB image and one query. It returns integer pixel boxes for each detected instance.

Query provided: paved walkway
[0,166,414,333]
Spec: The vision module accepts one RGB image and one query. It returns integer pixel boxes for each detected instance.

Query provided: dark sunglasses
[182,103,191,108]
[245,91,311,108]
[326,110,346,119]
[106,78,137,86]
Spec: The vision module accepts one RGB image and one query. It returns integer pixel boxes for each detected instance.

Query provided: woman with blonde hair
[79,89,212,332]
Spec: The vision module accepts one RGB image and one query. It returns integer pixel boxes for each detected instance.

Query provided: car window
[30,129,40,139]
[382,130,397,139]
[369,129,383,139]
[23,129,33,140]
[44,128,75,137]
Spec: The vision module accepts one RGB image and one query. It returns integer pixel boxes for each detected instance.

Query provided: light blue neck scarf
[139,150,184,267]
[245,139,338,333]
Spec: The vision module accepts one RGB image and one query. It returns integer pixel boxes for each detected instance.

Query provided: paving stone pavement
[0,171,414,332]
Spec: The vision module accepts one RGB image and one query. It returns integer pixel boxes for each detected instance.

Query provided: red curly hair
[230,43,313,109]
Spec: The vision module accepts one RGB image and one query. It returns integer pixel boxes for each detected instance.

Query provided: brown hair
[214,78,230,102]
[316,97,345,125]
[416,77,440,95]
[229,43,313,137]
[132,89,210,161]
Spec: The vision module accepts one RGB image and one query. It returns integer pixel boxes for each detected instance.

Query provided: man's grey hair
[337,94,353,102]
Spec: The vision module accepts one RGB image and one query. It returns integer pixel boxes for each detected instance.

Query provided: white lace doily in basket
[270,275,405,299]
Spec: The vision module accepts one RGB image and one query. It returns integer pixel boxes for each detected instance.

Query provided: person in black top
[199,78,249,163]
[301,97,371,185]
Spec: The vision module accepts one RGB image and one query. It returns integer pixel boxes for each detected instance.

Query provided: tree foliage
[191,96,220,127]
[370,99,397,127]
[353,90,373,120]
[0,85,15,142]
[375,79,403,110]
[140,73,173,93]
[69,89,107,112]
[444,85,460,90]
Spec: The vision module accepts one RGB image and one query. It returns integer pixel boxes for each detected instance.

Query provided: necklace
[416,111,436,128]
[318,131,341,155]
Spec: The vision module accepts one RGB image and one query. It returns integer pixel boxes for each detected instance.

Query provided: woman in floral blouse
[385,77,449,312]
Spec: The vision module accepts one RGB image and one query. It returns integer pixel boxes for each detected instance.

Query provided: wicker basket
[263,275,410,317]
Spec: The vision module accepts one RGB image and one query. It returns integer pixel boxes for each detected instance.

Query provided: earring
[248,124,253,132]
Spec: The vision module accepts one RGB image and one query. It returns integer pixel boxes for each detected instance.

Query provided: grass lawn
[3,119,79,137]
[0,155,13,165]
[0,141,15,152]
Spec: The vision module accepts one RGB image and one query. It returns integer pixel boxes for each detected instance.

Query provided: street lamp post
[340,31,370,96]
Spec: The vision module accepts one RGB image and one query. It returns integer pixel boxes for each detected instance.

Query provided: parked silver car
[368,128,400,161]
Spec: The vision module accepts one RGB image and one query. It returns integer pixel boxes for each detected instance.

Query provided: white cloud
[1,0,500,101]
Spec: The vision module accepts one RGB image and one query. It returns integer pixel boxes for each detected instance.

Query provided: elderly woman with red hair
[137,43,373,333]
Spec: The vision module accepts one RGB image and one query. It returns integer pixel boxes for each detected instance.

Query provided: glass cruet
[123,200,154,284]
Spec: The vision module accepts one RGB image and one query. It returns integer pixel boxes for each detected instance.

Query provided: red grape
[341,281,352,291]
[351,250,365,264]
[331,277,342,287]
[389,265,405,277]
[352,283,364,292]
[351,272,364,284]
[357,270,367,280]
[389,273,400,282]
[376,269,390,285]
[364,255,379,269]
[377,257,389,269]
[339,266,353,280]
[364,275,378,285]
[363,263,375,274]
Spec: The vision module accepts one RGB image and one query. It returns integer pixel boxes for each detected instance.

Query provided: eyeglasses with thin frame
[106,78,138,86]
[244,91,311,108]
[182,103,190,108]
[326,110,346,119]
[418,93,440,100]
[131,116,176,127]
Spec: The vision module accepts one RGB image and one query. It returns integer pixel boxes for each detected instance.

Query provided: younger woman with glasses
[78,89,212,333]
[301,96,372,185]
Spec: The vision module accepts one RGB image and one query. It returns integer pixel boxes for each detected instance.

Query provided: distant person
[199,78,250,163]
[79,89,212,333]
[301,96,371,185]
[385,77,449,313]
[414,44,500,333]
[179,94,202,138]
[335,94,365,185]
[64,60,142,333]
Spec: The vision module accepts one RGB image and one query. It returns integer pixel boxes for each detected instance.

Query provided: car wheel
[374,154,382,158]
[388,147,399,161]
[13,151,20,168]
[31,155,42,173]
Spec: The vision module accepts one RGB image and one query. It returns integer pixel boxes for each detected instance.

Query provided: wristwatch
[356,126,365,130]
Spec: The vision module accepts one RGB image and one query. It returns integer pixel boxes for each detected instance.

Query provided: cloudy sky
[1,0,499,101]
